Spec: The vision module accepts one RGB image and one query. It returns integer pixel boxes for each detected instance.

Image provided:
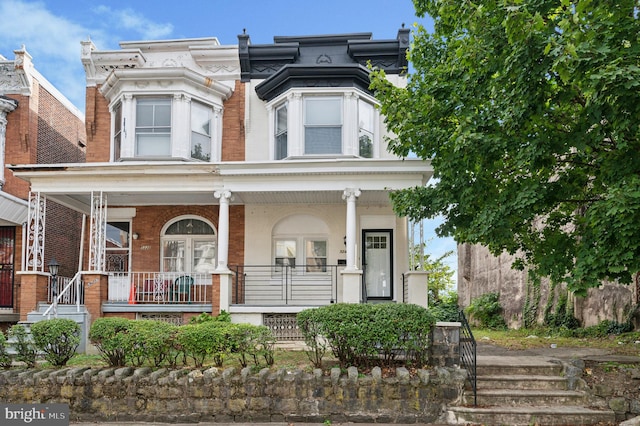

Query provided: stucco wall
[458,243,638,328]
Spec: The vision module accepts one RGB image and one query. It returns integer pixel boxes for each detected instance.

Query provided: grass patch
[473,327,640,355]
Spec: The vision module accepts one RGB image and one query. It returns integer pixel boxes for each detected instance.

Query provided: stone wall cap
[435,321,461,327]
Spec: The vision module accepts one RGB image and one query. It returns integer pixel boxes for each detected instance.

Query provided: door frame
[361,228,394,301]
[0,226,16,308]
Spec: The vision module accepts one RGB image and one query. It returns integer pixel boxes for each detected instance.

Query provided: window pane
[306,240,327,272]
[275,133,287,160]
[275,240,296,267]
[275,105,288,160]
[163,240,186,272]
[191,132,211,161]
[136,133,171,156]
[136,103,154,126]
[194,241,216,273]
[358,100,375,133]
[276,105,287,133]
[191,102,211,135]
[305,98,341,125]
[155,103,171,126]
[305,127,342,154]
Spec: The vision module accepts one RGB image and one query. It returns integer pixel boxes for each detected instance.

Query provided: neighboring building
[0,48,86,327]
[458,243,639,328]
[11,29,432,341]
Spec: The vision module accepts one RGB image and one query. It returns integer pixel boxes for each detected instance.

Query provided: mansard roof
[239,28,409,101]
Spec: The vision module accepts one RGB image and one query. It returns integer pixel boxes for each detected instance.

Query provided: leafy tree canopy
[371,0,640,295]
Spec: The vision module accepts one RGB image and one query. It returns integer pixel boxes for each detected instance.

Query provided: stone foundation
[0,365,467,423]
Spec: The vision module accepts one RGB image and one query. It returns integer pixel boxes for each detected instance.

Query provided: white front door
[363,230,393,300]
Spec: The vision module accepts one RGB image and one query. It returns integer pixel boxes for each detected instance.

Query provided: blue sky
[0,0,457,282]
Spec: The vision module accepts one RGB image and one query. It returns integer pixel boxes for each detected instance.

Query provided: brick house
[0,48,86,328]
[12,29,432,342]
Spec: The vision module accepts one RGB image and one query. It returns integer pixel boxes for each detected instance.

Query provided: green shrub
[189,310,231,324]
[124,320,178,367]
[429,290,460,322]
[8,324,37,367]
[176,322,231,367]
[89,317,132,367]
[227,323,275,368]
[298,303,436,368]
[465,292,507,330]
[297,308,329,368]
[31,319,80,367]
[0,331,11,368]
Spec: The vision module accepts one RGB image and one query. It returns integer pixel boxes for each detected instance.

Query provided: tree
[371,0,640,296]
[410,243,456,304]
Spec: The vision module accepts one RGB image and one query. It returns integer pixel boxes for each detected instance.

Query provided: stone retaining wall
[0,365,467,424]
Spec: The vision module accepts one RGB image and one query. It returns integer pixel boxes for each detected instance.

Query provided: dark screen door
[0,227,15,308]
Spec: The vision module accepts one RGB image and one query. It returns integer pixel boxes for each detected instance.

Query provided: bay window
[270,90,378,160]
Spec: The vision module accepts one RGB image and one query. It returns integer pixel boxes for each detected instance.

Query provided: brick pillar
[82,273,108,326]
[211,274,220,316]
[17,272,49,321]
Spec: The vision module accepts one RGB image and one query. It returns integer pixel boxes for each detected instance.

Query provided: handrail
[458,309,477,406]
[43,271,84,318]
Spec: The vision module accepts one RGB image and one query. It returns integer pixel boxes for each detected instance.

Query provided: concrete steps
[447,356,616,426]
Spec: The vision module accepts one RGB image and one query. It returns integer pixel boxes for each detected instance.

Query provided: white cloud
[94,5,173,40]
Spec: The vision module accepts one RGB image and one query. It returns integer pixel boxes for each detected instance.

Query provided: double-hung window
[275,104,288,160]
[304,97,342,155]
[191,101,212,161]
[135,98,171,157]
[305,239,327,272]
[274,239,296,269]
[358,100,374,158]
[113,103,122,161]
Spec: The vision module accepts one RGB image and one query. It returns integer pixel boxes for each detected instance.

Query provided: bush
[0,331,11,368]
[465,292,507,330]
[429,290,460,322]
[176,322,231,367]
[89,317,132,367]
[31,319,80,367]
[8,324,37,367]
[227,323,275,368]
[188,310,231,324]
[298,303,436,368]
[124,320,178,367]
[297,308,329,368]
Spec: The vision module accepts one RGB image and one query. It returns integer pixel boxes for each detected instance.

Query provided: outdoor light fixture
[48,258,60,277]
[132,232,139,240]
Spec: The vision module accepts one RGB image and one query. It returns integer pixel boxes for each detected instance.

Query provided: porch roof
[10,158,432,214]
[0,190,28,225]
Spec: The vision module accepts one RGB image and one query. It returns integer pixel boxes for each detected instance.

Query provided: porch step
[447,405,616,426]
[447,356,616,425]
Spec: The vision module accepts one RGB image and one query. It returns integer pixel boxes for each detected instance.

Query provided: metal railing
[108,272,211,304]
[232,264,338,306]
[458,309,477,406]
[43,271,84,318]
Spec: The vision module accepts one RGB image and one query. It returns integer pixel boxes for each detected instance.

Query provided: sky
[0,0,457,283]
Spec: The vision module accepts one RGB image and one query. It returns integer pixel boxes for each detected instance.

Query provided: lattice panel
[137,313,184,325]
[263,313,303,341]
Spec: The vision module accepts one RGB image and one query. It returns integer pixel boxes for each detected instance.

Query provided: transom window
[136,98,171,157]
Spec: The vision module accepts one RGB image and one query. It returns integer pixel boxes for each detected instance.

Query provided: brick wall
[84,86,111,163]
[3,93,35,198]
[221,81,245,161]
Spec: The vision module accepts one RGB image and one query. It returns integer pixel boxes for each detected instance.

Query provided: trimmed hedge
[298,303,436,368]
[89,317,275,369]
[30,318,80,367]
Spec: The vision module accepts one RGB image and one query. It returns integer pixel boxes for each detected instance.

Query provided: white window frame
[267,88,379,160]
[160,216,217,273]
[272,236,329,274]
[135,97,172,157]
[110,93,222,162]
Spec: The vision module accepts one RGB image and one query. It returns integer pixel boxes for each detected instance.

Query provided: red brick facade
[4,77,86,322]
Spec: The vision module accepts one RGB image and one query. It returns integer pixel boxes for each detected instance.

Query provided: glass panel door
[363,230,393,299]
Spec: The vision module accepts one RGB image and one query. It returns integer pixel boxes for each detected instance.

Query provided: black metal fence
[458,309,477,406]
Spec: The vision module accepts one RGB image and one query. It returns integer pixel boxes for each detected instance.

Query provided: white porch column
[0,97,18,188]
[341,188,363,303]
[342,188,361,271]
[214,190,232,272]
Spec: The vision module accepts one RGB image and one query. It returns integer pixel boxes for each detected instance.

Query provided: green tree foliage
[371,0,640,296]
[411,243,456,304]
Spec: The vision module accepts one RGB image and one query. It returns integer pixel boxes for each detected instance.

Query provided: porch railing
[232,264,338,306]
[47,275,83,305]
[108,272,210,304]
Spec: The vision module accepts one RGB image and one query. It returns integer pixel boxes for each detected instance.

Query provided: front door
[0,227,15,308]
[362,229,393,300]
